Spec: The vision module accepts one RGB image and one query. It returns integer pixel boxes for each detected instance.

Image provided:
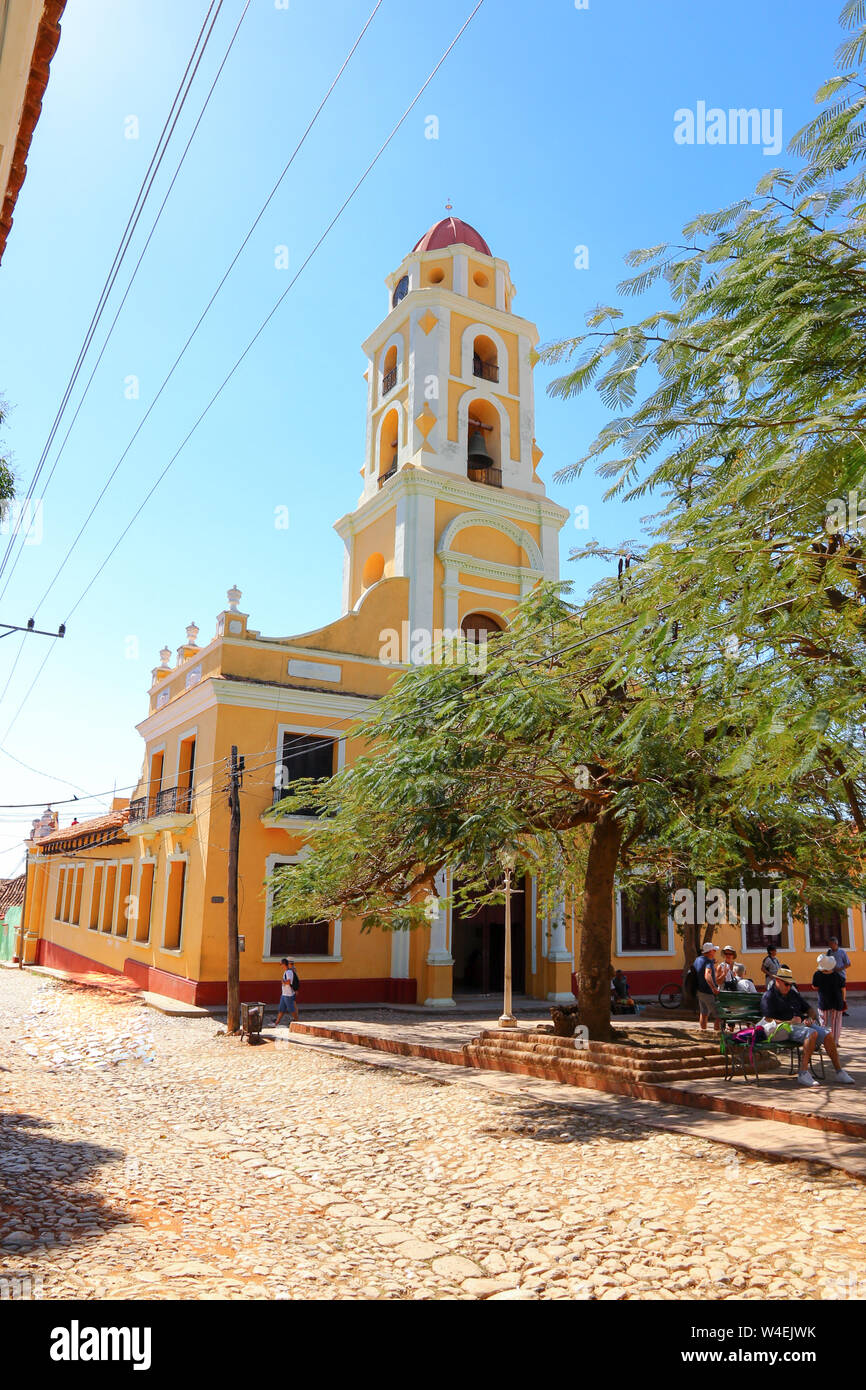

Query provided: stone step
[472,1032,724,1073]
[464,1043,727,1085]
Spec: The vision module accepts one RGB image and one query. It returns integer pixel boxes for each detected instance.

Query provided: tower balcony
[382,366,398,395]
[127,785,194,832]
[472,355,499,384]
[468,465,502,488]
[378,463,398,488]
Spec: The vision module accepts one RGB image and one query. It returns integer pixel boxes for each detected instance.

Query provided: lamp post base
[498,1013,518,1029]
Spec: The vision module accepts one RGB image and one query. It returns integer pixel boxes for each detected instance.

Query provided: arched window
[461,612,504,643]
[472,334,498,383]
[466,398,500,487]
[382,344,398,396]
[392,275,409,308]
[378,408,399,485]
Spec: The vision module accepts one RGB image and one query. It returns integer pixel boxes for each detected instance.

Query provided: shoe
[797,1071,818,1086]
[835,1069,855,1085]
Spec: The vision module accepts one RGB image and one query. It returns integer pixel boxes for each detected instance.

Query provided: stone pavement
[3,969,866,1302]
[282,1003,866,1139]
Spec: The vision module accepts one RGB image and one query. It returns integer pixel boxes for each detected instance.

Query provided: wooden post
[227,746,241,1033]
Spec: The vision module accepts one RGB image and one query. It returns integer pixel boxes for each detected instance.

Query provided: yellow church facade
[20,218,865,1003]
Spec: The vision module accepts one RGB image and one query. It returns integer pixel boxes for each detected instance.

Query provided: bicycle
[657,980,684,1009]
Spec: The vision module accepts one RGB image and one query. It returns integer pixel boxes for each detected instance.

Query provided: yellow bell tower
[334,215,570,640]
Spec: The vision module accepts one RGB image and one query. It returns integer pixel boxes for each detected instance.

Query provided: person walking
[827,934,850,1015]
[761,965,854,1087]
[694,941,720,1032]
[760,945,781,987]
[813,954,845,1043]
[274,957,300,1027]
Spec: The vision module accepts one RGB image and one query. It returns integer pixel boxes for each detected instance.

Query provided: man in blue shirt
[694,942,720,1033]
[761,966,854,1087]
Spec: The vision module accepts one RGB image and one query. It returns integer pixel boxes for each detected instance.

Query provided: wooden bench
[715,991,825,1083]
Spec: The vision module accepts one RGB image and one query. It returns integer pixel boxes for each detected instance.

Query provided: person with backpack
[813,953,845,1043]
[761,965,854,1087]
[693,941,720,1032]
[274,957,300,1026]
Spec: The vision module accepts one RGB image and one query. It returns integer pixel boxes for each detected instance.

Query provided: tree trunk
[578,811,623,1041]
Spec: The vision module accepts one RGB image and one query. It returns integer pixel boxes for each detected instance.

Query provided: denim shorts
[278,995,297,1013]
[787,1023,828,1045]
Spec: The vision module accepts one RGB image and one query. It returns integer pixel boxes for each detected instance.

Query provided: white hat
[816,954,836,973]
[701,941,717,952]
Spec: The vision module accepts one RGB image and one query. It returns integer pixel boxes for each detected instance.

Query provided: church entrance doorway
[451,879,526,995]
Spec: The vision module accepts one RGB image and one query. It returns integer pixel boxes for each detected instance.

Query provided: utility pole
[226,746,244,1034]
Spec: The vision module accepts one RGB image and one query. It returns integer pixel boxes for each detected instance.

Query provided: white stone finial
[227,585,241,612]
[186,623,199,646]
[159,646,171,669]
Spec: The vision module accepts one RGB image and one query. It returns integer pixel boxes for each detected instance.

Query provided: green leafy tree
[271,4,866,1037]
[270,588,864,1039]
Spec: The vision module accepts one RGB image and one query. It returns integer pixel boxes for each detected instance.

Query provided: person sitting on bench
[732,962,757,993]
[761,966,854,1088]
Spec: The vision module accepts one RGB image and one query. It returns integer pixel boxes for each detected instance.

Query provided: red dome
[413,216,491,257]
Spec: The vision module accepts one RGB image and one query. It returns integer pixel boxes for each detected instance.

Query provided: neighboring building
[0,0,66,264]
[20,217,865,1002]
[0,872,25,960]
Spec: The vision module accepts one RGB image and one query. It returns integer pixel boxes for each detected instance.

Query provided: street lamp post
[499,851,518,1029]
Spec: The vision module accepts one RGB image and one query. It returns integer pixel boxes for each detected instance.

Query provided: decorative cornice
[362,286,538,359]
[334,467,570,540]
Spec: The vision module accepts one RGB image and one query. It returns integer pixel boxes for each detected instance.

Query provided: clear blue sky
[0,0,845,872]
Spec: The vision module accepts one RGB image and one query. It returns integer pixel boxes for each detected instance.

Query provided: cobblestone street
[2,969,866,1302]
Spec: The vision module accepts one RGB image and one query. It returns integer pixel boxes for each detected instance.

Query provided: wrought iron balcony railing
[155,784,192,816]
[382,367,398,394]
[472,355,499,383]
[378,463,398,488]
[128,785,192,824]
[467,465,502,488]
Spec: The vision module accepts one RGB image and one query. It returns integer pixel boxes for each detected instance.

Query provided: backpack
[731,1025,767,1065]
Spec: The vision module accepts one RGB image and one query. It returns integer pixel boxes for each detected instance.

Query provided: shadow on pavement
[0,1109,128,1257]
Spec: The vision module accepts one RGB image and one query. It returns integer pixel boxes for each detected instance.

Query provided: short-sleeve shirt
[761,955,780,977]
[280,969,296,998]
[694,955,716,994]
[828,947,850,980]
[812,970,844,1012]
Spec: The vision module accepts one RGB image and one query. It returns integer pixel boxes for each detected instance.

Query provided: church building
[20,218,864,1003]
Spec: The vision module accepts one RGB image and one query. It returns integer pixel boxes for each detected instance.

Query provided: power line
[0,0,226,598]
[0,0,486,749]
[28,0,382,623]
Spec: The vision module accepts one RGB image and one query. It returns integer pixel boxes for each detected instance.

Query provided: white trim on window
[160,850,188,954]
[273,722,345,817]
[614,886,676,957]
[263,851,341,961]
[803,903,852,953]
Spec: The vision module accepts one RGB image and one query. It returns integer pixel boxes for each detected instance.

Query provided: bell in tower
[467,426,494,472]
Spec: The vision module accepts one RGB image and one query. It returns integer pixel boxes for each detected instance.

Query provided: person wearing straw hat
[717,945,739,990]
[761,966,854,1086]
[812,954,845,1043]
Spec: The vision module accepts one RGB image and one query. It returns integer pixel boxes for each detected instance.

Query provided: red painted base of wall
[35,940,417,1007]
[37,939,124,977]
[190,976,418,1007]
